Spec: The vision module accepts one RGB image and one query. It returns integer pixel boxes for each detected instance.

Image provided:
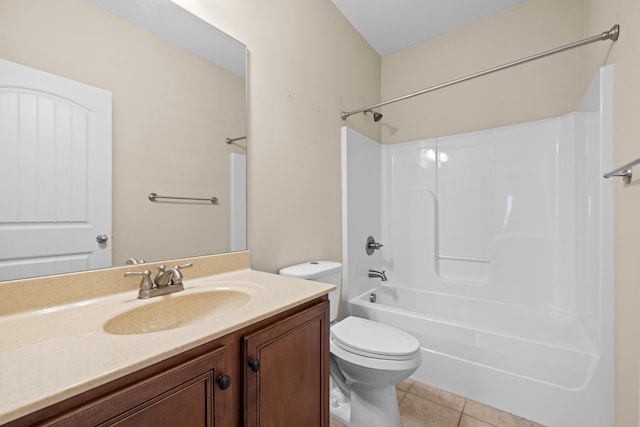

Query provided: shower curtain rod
[340,25,620,120]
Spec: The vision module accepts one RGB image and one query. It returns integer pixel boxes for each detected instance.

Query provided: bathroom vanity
[0,252,333,426]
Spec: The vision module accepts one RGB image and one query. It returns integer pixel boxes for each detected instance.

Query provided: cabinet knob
[248,359,262,372]
[217,375,232,390]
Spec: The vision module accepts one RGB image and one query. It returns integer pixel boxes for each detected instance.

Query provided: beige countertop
[0,252,334,424]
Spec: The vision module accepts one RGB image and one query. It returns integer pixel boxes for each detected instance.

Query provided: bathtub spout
[368,269,387,281]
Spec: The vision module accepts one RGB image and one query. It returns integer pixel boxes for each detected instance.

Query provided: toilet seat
[331,316,420,361]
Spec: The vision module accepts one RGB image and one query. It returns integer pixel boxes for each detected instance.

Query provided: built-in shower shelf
[437,255,490,284]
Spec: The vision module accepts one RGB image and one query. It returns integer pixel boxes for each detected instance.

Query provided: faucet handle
[175,262,193,271]
[366,236,384,255]
[125,270,153,291]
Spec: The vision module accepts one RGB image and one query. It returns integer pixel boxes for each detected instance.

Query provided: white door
[0,59,112,280]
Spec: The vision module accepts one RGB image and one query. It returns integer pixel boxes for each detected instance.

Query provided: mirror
[0,0,247,281]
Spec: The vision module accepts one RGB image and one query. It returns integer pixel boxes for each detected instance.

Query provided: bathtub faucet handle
[366,236,384,255]
[368,269,387,282]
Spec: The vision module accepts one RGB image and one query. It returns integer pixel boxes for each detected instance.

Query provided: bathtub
[348,285,606,427]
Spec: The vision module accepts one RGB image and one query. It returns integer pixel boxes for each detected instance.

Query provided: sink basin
[103,290,251,335]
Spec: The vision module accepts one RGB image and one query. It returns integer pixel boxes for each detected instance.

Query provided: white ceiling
[331,0,527,56]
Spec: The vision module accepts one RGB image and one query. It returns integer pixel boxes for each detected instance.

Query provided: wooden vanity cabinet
[4,297,329,427]
[243,299,329,426]
[54,345,230,427]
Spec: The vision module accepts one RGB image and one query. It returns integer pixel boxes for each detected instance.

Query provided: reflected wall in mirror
[0,0,247,281]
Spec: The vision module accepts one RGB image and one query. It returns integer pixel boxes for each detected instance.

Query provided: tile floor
[329,378,544,427]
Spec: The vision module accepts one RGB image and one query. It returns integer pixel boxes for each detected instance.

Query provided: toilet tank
[278,261,342,322]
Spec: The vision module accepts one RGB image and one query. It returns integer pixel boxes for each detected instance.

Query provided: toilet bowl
[330,316,421,426]
[279,261,422,427]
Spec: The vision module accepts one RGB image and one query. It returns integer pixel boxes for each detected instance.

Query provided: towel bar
[603,158,640,184]
[148,193,219,204]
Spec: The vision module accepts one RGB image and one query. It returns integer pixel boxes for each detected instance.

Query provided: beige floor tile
[329,419,348,427]
[330,381,542,427]
[398,377,414,392]
[397,389,407,404]
[459,414,495,427]
[463,399,544,427]
[400,393,462,427]
[408,380,466,412]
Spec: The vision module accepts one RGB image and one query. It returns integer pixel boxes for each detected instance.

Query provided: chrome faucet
[368,269,387,282]
[154,263,192,287]
[126,263,193,299]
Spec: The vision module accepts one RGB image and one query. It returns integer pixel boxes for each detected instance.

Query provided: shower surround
[341,66,613,427]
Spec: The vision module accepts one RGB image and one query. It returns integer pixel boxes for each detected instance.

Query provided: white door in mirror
[0,58,112,280]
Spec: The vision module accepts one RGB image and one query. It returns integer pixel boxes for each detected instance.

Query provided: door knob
[96,234,109,244]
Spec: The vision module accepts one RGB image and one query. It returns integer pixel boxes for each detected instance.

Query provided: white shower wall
[344,67,612,322]
[383,116,576,308]
[341,126,382,316]
[341,65,612,426]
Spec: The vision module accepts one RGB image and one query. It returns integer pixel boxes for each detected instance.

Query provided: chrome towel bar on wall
[225,136,246,144]
[148,193,219,204]
[603,158,640,184]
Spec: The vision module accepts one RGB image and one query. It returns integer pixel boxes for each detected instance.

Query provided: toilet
[279,261,421,427]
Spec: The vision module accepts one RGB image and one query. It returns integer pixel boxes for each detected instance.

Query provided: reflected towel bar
[603,158,640,184]
[148,193,219,204]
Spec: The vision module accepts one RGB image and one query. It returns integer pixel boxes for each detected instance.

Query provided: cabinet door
[51,345,229,427]
[243,301,329,427]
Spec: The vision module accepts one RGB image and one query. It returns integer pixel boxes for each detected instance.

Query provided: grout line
[456,407,464,427]
[463,414,499,427]
[457,399,467,427]
[397,390,407,405]
[461,397,468,414]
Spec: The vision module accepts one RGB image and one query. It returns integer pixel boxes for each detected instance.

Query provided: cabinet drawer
[51,346,228,427]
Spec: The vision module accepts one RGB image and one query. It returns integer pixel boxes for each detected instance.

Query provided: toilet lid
[331,316,420,360]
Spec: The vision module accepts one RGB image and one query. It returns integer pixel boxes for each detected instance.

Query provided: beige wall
[0,0,246,265]
[380,0,586,143]
[584,0,640,425]
[178,0,639,424]
[173,0,382,273]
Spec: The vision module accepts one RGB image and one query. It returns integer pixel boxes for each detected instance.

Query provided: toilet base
[349,383,401,427]
[330,400,351,425]
[330,376,351,425]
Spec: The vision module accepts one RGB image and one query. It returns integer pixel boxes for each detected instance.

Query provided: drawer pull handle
[248,359,262,372]
[217,375,232,390]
